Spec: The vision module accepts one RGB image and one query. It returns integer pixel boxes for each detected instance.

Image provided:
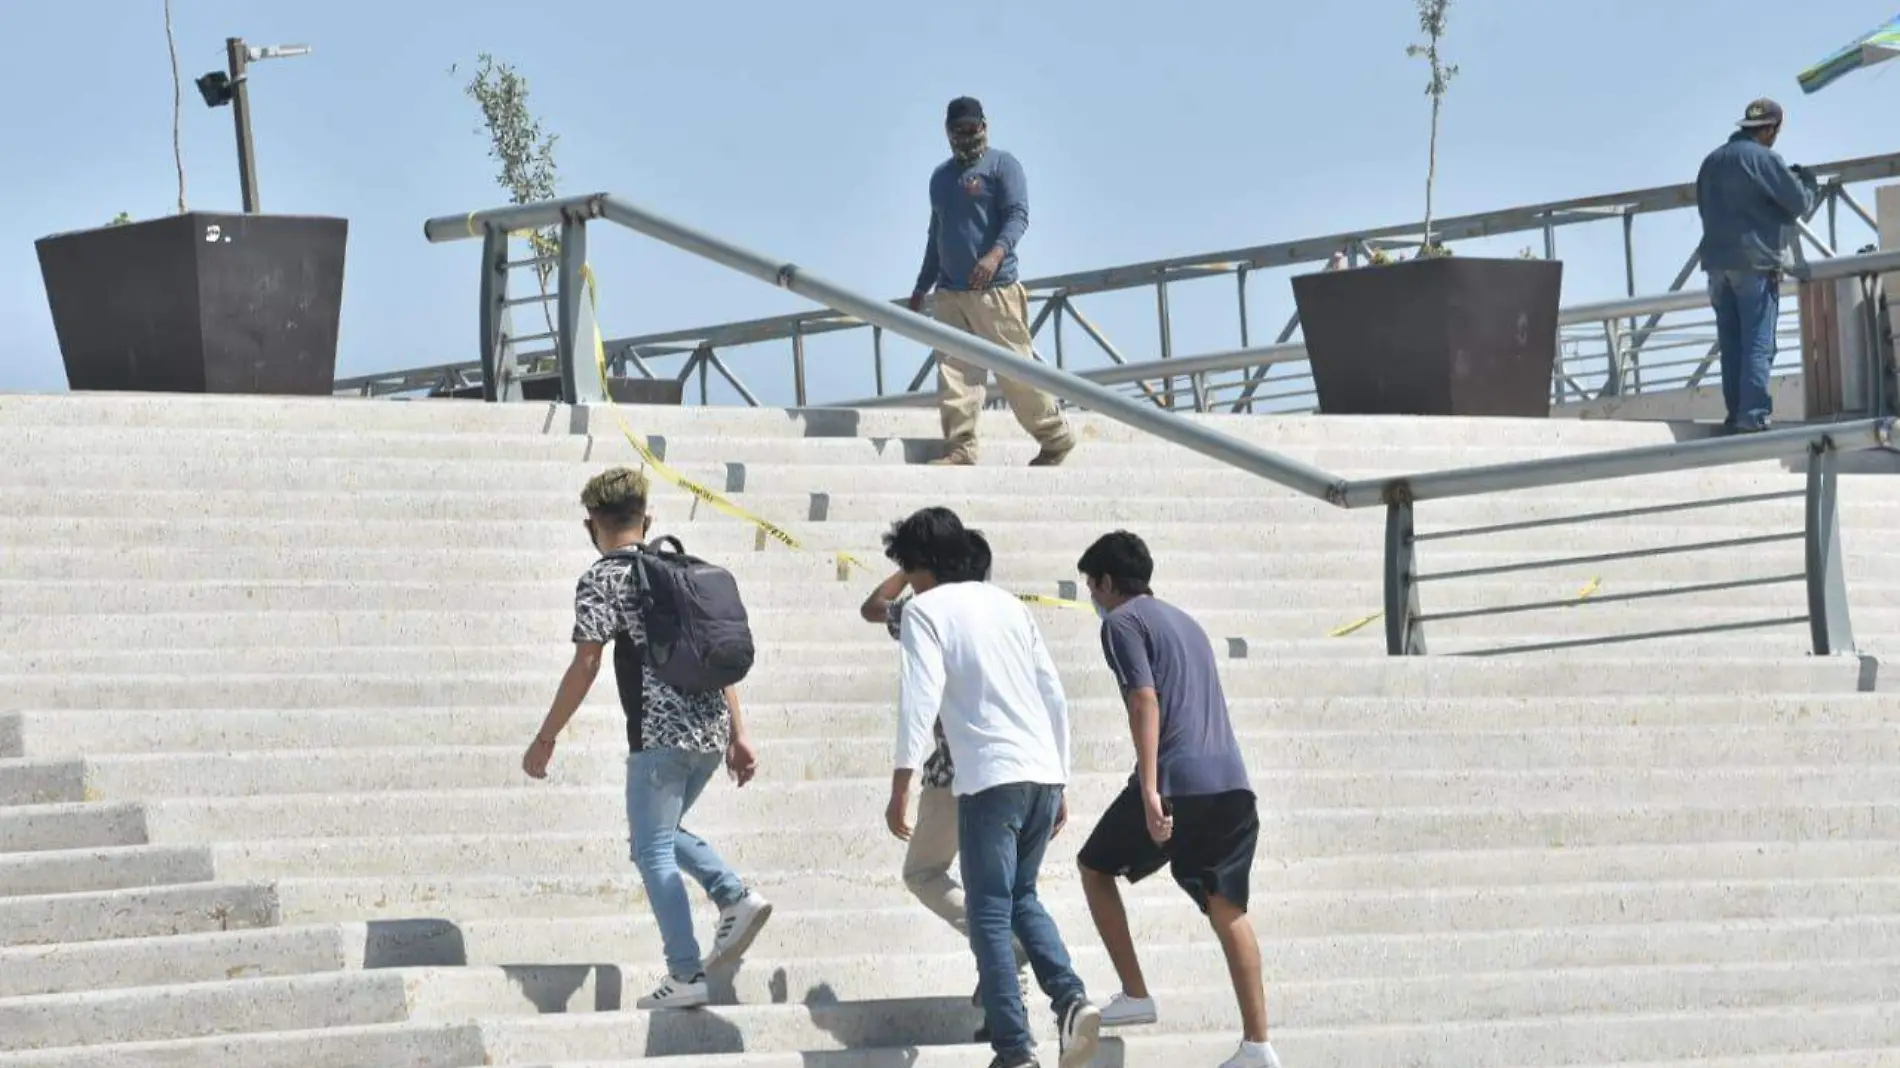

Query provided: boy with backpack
[522,466,771,1010]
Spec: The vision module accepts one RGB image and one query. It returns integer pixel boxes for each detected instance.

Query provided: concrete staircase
[1,390,1897,1068]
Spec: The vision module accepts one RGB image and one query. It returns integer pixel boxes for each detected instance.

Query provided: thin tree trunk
[1423,94,1440,251]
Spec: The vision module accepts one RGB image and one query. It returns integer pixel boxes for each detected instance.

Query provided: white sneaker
[1099,992,1158,1027]
[1217,1040,1282,1068]
[705,890,773,971]
[636,972,708,1010]
[1056,998,1102,1068]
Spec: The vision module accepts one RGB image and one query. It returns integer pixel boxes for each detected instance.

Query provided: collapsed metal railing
[423,194,1900,658]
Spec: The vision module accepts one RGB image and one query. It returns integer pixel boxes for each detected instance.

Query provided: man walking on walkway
[908,96,1076,468]
[885,507,1100,1068]
[1072,531,1281,1068]
[1695,97,1821,433]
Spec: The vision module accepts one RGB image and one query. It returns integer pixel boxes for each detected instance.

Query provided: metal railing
[424,193,1900,658]
[355,150,1900,405]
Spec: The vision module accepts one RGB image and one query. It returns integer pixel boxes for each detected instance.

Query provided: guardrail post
[1384,499,1426,655]
[476,227,521,402]
[555,212,602,405]
[1804,440,1856,656]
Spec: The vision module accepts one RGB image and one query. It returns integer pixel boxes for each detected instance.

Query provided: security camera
[195,71,235,108]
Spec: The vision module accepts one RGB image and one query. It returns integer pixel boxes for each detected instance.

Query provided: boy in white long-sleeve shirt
[881,507,1101,1068]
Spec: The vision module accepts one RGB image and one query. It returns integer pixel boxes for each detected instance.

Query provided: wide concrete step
[471,958,1900,1059]
[0,881,278,947]
[0,802,146,854]
[14,544,1899,588]
[33,743,1900,807]
[0,843,214,898]
[487,998,1900,1068]
[197,808,1900,885]
[0,923,376,998]
[248,841,1900,922]
[0,449,1835,499]
[7,909,1896,1004]
[11,695,1894,761]
[0,966,624,1054]
[0,659,1876,710]
[9,699,1896,758]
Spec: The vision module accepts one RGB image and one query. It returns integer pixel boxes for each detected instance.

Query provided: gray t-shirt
[1099,595,1252,799]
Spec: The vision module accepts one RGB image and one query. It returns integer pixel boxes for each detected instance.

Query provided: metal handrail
[425,193,1899,510]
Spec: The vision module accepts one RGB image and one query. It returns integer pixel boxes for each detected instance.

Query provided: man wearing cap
[1694,98,1822,433]
[908,97,1076,468]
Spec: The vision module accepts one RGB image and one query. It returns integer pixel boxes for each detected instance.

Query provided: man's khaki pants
[903,786,1028,967]
[932,283,1073,460]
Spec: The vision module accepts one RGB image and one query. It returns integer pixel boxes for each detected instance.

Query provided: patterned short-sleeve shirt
[573,554,730,754]
[887,593,956,790]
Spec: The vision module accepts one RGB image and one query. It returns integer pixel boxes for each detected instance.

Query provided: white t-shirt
[893,581,1071,797]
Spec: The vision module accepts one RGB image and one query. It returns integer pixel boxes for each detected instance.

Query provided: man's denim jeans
[627,747,745,979]
[1709,268,1780,431]
[957,782,1088,1059]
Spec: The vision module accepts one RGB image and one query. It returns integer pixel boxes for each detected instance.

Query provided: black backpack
[604,536,756,694]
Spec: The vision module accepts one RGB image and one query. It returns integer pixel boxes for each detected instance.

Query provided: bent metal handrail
[423,193,1899,511]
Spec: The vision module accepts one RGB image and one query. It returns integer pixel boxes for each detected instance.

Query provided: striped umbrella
[1799,14,1900,94]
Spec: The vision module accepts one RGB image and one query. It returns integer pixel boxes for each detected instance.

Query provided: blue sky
[5,0,1900,404]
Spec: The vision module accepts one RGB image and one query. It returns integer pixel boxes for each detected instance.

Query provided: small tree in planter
[34,1,347,396]
[1289,0,1562,418]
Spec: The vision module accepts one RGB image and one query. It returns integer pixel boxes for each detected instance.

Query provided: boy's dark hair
[883,506,990,584]
[1077,530,1154,597]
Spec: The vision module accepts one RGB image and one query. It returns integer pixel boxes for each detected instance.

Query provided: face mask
[950,126,987,166]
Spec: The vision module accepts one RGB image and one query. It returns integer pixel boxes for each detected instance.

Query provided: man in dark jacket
[1695,98,1821,433]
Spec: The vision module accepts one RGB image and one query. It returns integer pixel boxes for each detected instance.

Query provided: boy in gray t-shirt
[1072,531,1282,1068]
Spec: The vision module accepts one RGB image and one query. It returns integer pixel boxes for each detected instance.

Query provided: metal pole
[226,38,260,214]
[1157,278,1175,409]
[872,326,885,396]
[1384,500,1425,656]
[792,320,808,407]
[1804,441,1855,655]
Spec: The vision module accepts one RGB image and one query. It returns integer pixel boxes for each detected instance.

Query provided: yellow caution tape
[1326,577,1604,637]
[568,262,1094,613]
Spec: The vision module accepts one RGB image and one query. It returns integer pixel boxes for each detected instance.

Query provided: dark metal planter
[36,212,347,395]
[1291,256,1563,417]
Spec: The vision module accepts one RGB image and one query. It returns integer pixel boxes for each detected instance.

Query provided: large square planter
[1290,255,1562,417]
[35,212,347,395]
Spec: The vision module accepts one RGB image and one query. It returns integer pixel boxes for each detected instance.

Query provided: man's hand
[885,788,912,841]
[1142,790,1173,845]
[968,248,1005,290]
[907,292,927,314]
[725,734,758,787]
[522,736,556,780]
[1053,794,1070,838]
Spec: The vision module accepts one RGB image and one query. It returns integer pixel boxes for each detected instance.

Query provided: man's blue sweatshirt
[1695,131,1821,273]
[913,148,1029,294]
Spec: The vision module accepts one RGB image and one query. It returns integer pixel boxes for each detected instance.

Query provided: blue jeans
[626,748,746,979]
[957,782,1088,1059]
[1709,269,1780,431]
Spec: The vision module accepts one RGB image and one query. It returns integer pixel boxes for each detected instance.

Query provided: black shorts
[1077,784,1259,914]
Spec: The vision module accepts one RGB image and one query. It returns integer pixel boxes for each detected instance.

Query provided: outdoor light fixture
[195,38,313,213]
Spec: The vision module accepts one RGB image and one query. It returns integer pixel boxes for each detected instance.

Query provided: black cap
[1737,98,1784,129]
[946,96,985,127]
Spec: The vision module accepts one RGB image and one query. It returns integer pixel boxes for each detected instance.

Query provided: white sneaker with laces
[636,972,709,1010]
[705,890,773,971]
[1099,992,1158,1026]
[1216,1039,1282,1068]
